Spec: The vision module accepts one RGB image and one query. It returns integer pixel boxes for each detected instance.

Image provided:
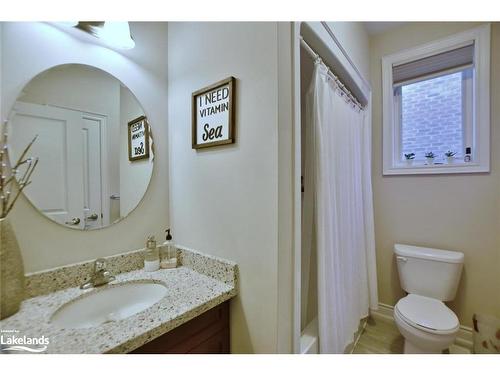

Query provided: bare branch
[11,135,38,170]
[0,121,38,218]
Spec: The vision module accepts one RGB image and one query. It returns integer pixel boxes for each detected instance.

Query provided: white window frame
[382,24,490,175]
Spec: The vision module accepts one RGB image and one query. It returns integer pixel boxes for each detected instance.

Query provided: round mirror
[8,64,154,230]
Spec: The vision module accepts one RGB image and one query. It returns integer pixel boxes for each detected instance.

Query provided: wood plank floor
[353,316,404,354]
[352,316,471,354]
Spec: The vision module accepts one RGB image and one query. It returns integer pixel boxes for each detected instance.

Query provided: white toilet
[393,244,464,354]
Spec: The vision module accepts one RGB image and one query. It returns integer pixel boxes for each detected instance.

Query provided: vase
[426,158,434,165]
[0,217,25,320]
[446,157,455,164]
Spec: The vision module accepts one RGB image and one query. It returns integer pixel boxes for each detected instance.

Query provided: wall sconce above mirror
[7,64,154,230]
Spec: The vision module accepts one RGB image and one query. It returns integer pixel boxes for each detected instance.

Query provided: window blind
[392,43,474,85]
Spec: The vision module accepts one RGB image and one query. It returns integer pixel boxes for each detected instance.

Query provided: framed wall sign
[128,115,150,161]
[192,76,235,149]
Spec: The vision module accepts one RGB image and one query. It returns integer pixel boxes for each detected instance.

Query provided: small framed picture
[128,115,150,161]
[192,76,235,149]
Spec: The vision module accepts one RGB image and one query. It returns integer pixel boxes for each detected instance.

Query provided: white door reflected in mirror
[8,64,154,230]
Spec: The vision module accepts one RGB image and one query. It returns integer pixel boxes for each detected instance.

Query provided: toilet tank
[394,244,464,301]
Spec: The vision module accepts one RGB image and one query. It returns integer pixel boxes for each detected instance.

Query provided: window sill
[383,161,489,175]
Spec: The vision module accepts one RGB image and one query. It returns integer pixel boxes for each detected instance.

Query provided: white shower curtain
[303,61,378,354]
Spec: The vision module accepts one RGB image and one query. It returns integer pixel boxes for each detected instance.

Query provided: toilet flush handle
[396,256,408,262]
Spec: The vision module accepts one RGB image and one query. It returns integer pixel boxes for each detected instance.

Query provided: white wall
[19,65,120,114]
[168,22,281,353]
[325,22,370,82]
[120,86,153,217]
[1,22,169,272]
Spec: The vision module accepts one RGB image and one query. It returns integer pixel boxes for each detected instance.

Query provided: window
[382,25,490,175]
[398,69,471,162]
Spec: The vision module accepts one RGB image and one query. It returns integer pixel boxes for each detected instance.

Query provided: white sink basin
[51,281,167,329]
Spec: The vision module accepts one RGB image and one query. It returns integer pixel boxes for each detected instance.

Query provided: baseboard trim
[346,317,368,354]
[370,302,394,323]
[370,303,473,350]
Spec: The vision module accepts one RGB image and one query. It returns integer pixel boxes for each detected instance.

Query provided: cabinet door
[130,301,229,354]
[187,329,229,354]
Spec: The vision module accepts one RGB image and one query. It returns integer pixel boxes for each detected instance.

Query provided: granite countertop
[0,247,238,354]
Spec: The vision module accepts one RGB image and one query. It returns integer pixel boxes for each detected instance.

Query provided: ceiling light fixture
[69,21,135,50]
[55,21,79,27]
[89,22,135,50]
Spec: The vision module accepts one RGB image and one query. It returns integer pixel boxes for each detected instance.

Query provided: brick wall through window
[401,72,463,161]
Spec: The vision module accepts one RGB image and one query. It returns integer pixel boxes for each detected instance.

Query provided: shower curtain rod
[300,36,364,110]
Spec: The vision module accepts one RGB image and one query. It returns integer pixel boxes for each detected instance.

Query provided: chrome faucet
[80,258,116,289]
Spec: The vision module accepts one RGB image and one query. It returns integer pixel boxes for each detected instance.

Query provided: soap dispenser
[160,229,177,269]
[144,235,160,272]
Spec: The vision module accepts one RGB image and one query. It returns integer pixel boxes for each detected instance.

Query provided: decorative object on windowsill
[445,150,457,164]
[0,120,38,320]
[424,152,435,165]
[464,147,472,163]
[404,153,415,166]
[192,77,235,149]
[128,116,150,162]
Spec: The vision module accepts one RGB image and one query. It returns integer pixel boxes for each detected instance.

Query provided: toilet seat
[395,294,459,335]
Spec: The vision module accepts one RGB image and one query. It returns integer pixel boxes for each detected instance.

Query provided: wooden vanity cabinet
[130,301,229,354]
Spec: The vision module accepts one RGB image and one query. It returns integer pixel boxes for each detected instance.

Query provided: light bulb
[92,22,135,50]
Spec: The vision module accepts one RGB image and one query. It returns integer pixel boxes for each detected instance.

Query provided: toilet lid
[395,294,459,332]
